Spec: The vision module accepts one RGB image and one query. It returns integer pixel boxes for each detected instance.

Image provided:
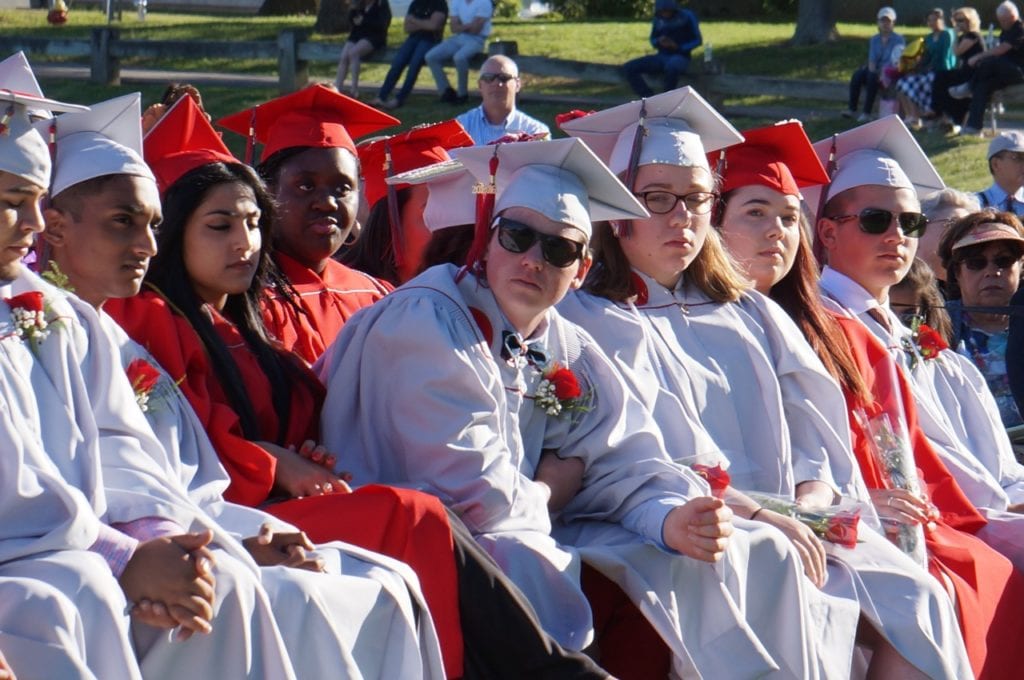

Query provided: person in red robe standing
[109,94,611,680]
[218,86,400,364]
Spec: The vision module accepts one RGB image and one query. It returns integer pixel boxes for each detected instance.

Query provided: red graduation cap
[216,84,399,164]
[357,119,474,209]
[144,95,237,194]
[712,121,829,197]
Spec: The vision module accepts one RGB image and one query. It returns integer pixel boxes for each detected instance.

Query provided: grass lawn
[1,7,992,189]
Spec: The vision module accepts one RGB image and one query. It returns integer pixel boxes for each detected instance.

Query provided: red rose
[916,324,948,360]
[554,109,595,127]
[546,364,582,400]
[126,358,161,394]
[691,463,731,498]
[824,510,860,548]
[6,291,44,313]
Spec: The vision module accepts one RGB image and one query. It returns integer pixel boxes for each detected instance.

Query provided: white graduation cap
[47,93,154,197]
[386,158,477,232]
[804,115,945,216]
[0,52,88,187]
[558,86,743,176]
[451,137,648,238]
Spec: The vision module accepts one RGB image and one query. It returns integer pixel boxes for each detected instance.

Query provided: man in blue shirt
[622,0,702,98]
[456,55,550,144]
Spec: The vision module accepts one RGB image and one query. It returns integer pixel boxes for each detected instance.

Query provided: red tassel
[244,108,257,166]
[811,134,838,267]
[460,146,500,282]
[0,103,13,137]
[384,141,406,270]
[47,120,57,165]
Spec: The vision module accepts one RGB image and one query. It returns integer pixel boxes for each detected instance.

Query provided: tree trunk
[315,0,353,35]
[789,0,839,46]
[259,0,318,15]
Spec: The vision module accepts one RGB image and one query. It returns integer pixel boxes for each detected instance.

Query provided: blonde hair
[954,7,981,32]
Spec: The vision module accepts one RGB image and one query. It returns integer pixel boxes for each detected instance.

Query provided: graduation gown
[561,271,970,680]
[107,288,461,678]
[262,253,392,364]
[319,263,832,679]
[820,267,1024,568]
[832,312,1024,680]
[99,310,445,680]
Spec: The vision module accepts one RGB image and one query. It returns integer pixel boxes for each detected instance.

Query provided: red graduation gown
[108,290,463,678]
[262,253,392,364]
[833,313,1024,680]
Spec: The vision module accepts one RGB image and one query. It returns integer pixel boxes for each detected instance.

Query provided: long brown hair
[767,215,871,403]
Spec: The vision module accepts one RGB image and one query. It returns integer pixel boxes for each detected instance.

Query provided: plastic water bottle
[704,43,713,63]
[137,0,147,21]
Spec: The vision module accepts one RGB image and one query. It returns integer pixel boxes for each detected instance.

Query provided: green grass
[1,8,991,188]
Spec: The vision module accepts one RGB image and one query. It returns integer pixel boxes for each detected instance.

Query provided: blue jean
[623,53,690,97]
[425,33,486,96]
[378,34,438,104]
[848,66,880,114]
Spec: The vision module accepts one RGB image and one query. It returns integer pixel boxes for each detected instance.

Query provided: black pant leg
[446,509,611,680]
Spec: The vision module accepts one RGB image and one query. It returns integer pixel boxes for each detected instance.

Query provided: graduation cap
[358,119,474,209]
[804,115,945,218]
[216,84,399,164]
[452,137,648,273]
[385,159,476,232]
[0,51,87,188]
[558,86,743,177]
[713,121,829,198]
[144,94,238,195]
[48,93,154,198]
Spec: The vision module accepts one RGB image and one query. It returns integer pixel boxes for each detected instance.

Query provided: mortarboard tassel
[616,99,648,240]
[812,134,838,266]
[244,108,257,166]
[0,103,13,137]
[47,119,57,165]
[384,141,406,270]
[459,145,500,282]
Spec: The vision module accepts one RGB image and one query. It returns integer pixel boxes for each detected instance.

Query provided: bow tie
[501,330,549,368]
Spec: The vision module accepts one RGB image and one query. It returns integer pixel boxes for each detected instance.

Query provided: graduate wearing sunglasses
[938,211,1024,428]
[813,116,1024,574]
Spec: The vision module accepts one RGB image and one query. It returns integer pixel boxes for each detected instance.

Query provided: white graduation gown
[319,264,827,679]
[820,266,1024,569]
[98,311,445,680]
[0,269,301,680]
[560,271,972,680]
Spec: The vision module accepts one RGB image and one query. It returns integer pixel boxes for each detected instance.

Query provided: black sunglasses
[480,73,517,84]
[828,208,928,237]
[496,217,586,268]
[960,254,1021,271]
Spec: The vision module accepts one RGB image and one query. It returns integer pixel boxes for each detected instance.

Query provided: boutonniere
[533,362,589,417]
[5,291,55,349]
[901,317,948,370]
[126,358,162,413]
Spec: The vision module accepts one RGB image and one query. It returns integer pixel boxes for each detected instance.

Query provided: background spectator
[371,0,447,110]
[918,188,981,288]
[622,0,701,98]
[977,130,1024,217]
[334,0,392,98]
[933,6,984,132]
[949,0,1024,136]
[843,7,905,122]
[896,8,956,128]
[425,0,494,105]
[455,56,549,143]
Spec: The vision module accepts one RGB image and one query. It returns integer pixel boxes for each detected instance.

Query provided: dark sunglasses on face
[480,73,517,84]
[496,217,586,268]
[960,254,1021,271]
[827,208,928,237]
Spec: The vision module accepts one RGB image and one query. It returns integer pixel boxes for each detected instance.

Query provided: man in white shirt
[456,55,550,144]
[424,0,493,104]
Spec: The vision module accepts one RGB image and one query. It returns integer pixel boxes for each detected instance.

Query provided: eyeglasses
[496,217,586,268]
[636,190,718,215]
[996,151,1024,164]
[959,254,1021,271]
[827,208,928,237]
[479,73,518,84]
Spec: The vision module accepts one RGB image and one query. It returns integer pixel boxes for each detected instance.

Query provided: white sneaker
[948,83,972,99]
[856,112,872,122]
[959,125,982,136]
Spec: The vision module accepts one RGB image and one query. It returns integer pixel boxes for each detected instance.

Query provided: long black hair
[340,188,412,286]
[145,161,314,444]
